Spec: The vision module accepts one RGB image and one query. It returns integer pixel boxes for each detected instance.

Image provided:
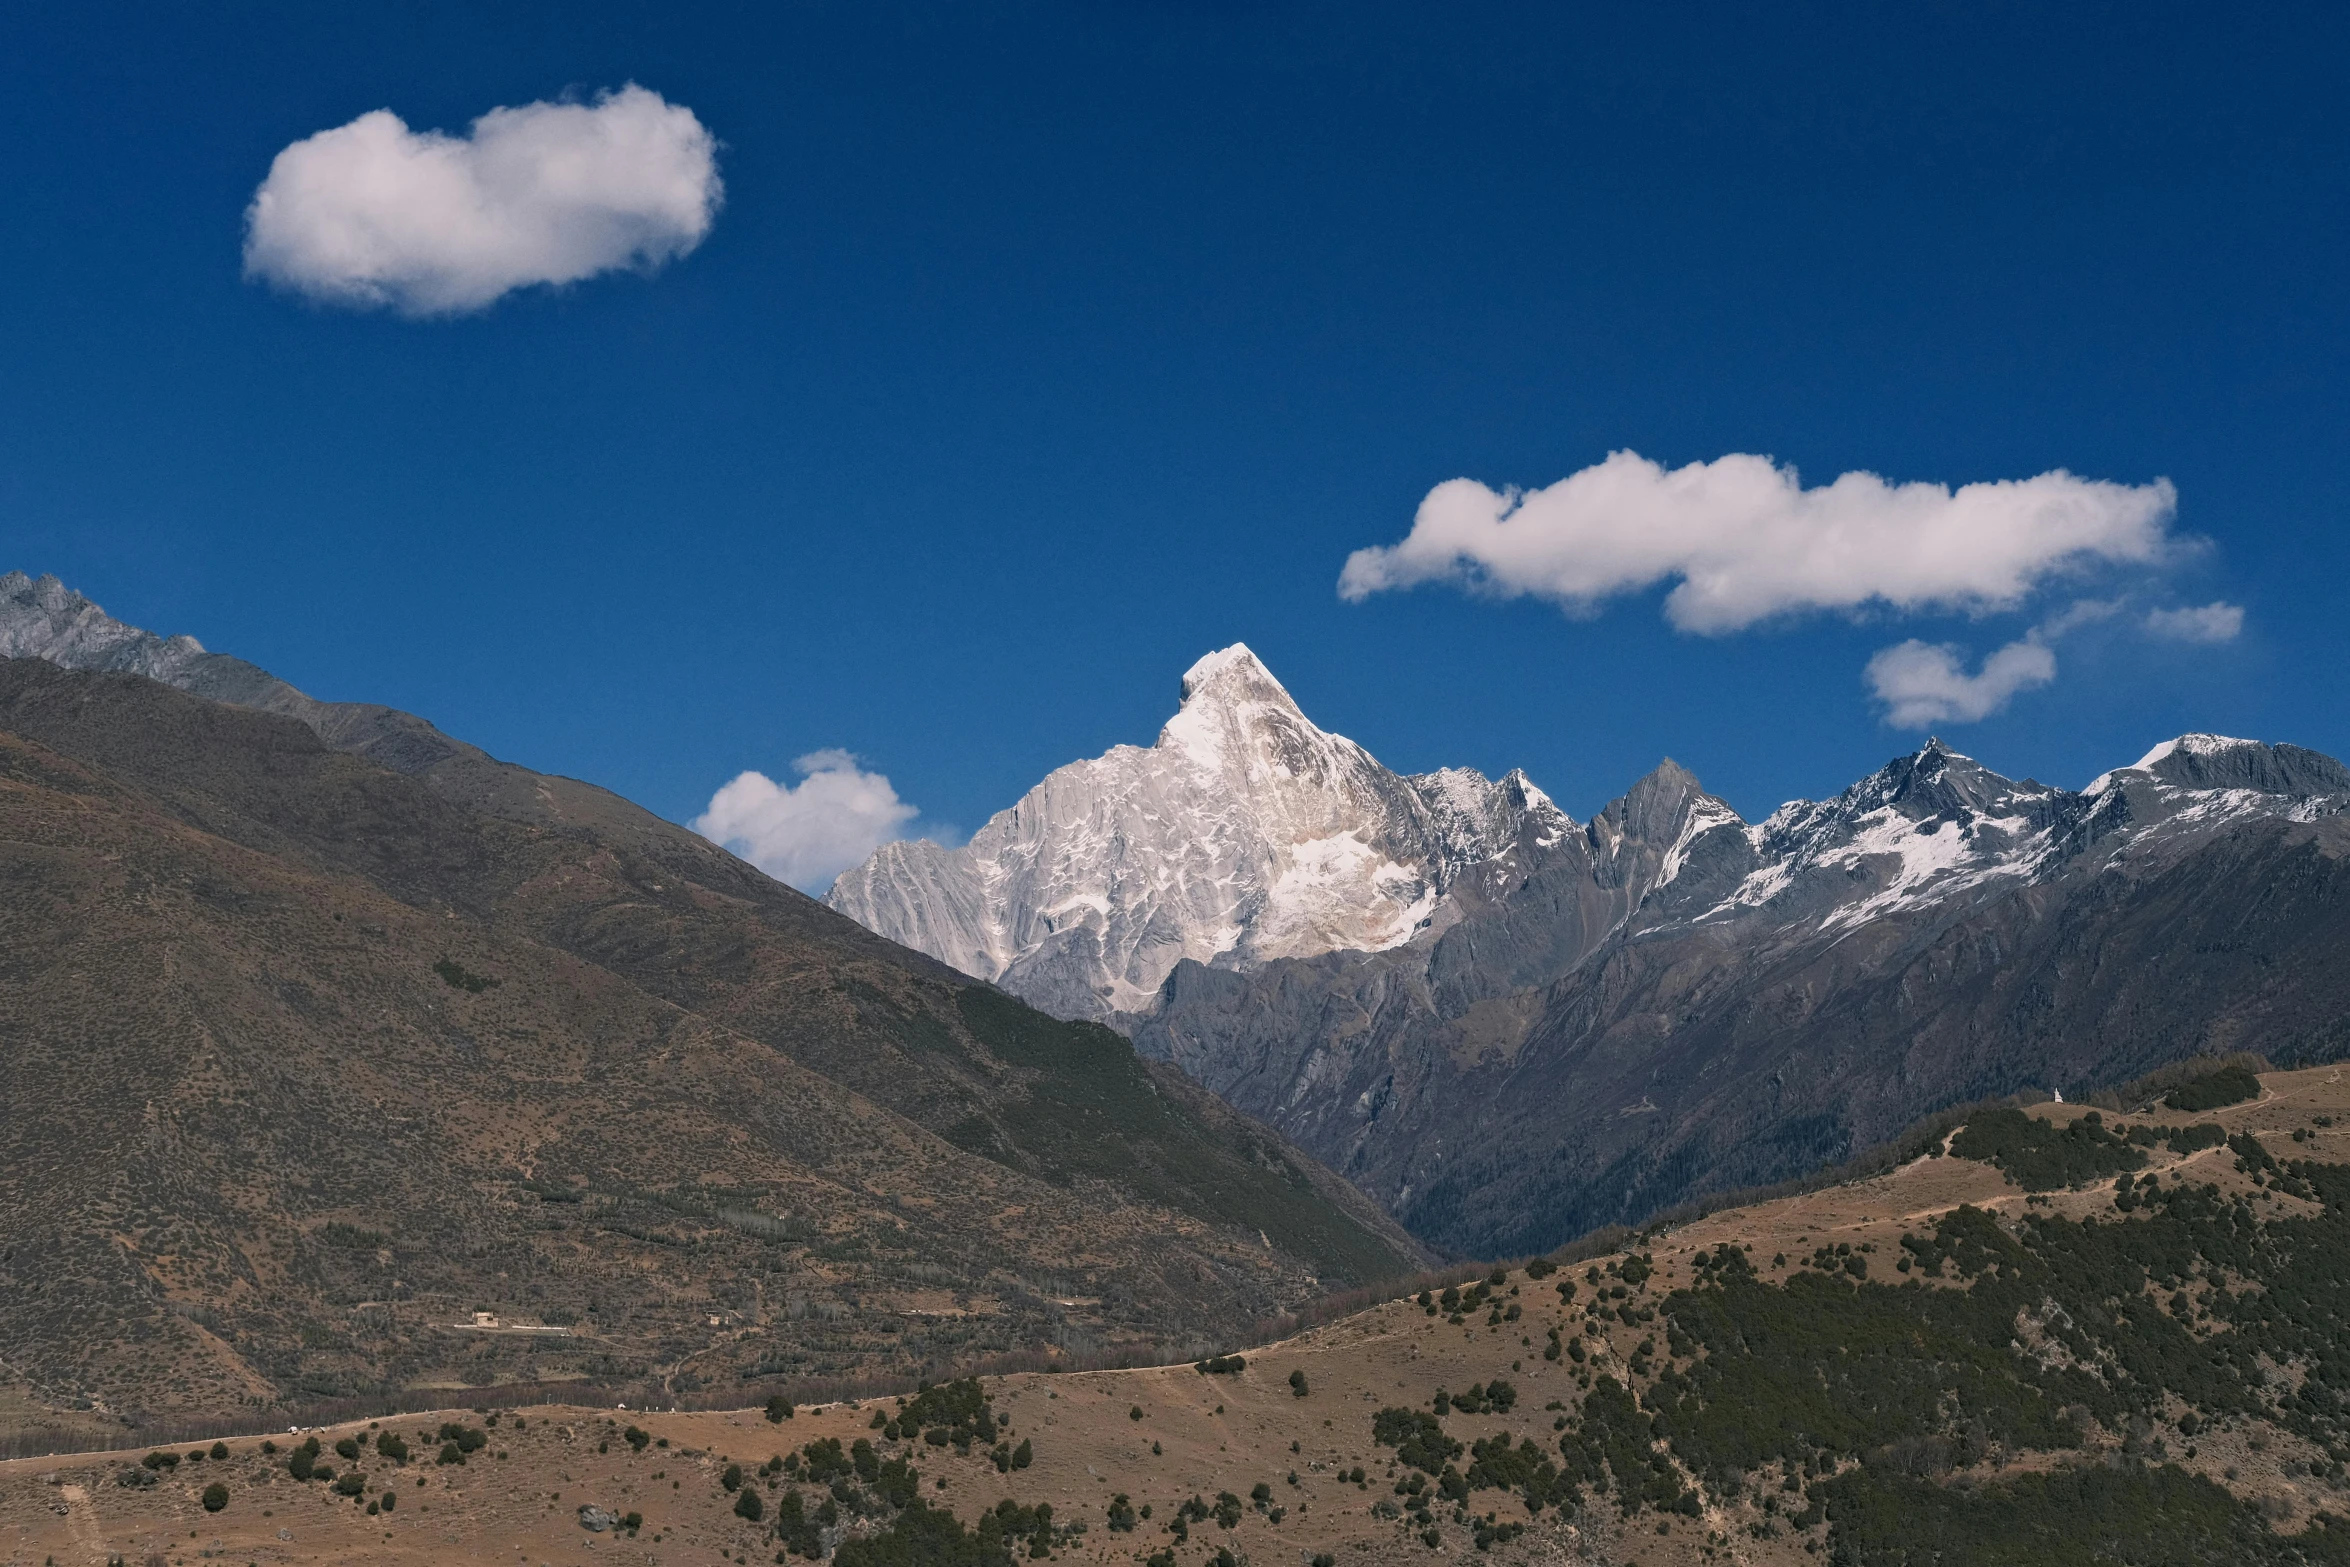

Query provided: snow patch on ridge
[2087,733,2264,796]
[1655,796,1744,890]
[2133,733,2257,771]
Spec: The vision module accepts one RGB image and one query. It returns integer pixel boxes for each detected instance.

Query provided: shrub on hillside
[1950,1107,2146,1190]
[2167,1065,2262,1113]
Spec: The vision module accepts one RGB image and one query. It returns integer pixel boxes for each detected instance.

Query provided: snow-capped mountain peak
[1159,642,1367,787]
[828,645,1544,1019]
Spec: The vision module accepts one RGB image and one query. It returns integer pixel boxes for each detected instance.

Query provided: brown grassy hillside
[0,659,1421,1439]
[11,1063,2350,1567]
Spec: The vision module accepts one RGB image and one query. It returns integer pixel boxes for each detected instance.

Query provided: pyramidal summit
[827,643,1569,1019]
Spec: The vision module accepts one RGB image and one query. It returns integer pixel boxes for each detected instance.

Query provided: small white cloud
[1865,637,2058,727]
[1338,451,2179,633]
[244,84,721,315]
[693,749,918,895]
[2145,601,2245,644]
[2037,597,2124,637]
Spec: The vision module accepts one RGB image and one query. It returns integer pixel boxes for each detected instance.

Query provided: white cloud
[1865,636,2058,727]
[693,750,918,895]
[1338,451,2179,633]
[244,84,721,315]
[2037,596,2124,637]
[2145,601,2245,644]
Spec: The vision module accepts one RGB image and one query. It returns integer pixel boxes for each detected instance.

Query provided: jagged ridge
[829,636,2350,1032]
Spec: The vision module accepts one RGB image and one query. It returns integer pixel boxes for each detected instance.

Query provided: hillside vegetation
[14,1063,2350,1566]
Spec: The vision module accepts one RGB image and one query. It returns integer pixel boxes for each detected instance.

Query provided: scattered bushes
[888,1379,997,1452]
[1373,1407,1461,1474]
[437,1422,488,1455]
[1444,1379,1517,1415]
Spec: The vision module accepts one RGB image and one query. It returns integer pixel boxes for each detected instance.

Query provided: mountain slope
[827,640,2350,1259]
[0,591,1422,1431]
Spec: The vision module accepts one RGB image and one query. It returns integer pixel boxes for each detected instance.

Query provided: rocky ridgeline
[828,642,2350,1257]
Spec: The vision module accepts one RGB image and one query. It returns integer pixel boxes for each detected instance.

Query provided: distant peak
[1500,767,1564,817]
[1598,757,1730,843]
[1178,643,1300,712]
[1616,758,1702,804]
[2,570,82,613]
[1181,641,1265,689]
[1,571,218,686]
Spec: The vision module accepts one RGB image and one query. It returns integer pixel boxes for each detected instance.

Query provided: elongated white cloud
[1865,637,2058,726]
[244,84,721,315]
[1338,452,2179,633]
[2145,601,2245,644]
[694,750,919,895]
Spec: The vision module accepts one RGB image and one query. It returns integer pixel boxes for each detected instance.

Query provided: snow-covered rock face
[828,645,1571,1017]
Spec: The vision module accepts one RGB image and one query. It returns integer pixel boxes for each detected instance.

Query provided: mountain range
[831,643,2350,1258]
[0,574,1419,1431]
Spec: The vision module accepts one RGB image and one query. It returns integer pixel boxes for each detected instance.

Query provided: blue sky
[5,3,2346,886]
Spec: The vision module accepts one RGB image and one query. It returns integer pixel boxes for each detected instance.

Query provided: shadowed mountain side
[0,659,1421,1426]
[1134,806,2350,1258]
